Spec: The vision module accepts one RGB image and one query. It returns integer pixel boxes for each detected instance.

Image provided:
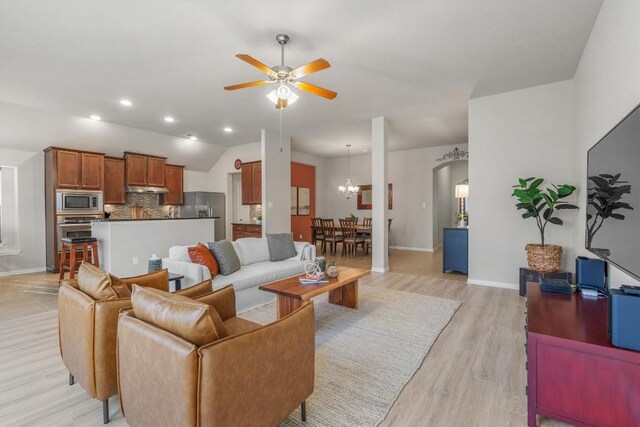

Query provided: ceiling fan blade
[289,58,331,79]
[224,80,271,91]
[295,82,337,100]
[276,98,288,109]
[235,54,275,75]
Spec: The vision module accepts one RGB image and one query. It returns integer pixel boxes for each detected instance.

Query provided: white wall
[0,149,46,275]
[324,143,469,251]
[572,0,640,287]
[469,80,576,289]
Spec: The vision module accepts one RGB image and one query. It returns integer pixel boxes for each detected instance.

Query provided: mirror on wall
[357,183,393,210]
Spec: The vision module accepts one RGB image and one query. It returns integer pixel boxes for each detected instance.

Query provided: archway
[432,160,468,250]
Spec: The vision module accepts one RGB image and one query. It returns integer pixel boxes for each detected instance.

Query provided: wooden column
[371,116,389,272]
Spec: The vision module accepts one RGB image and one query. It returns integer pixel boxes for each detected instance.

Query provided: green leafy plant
[455,212,468,222]
[512,177,578,246]
[586,173,633,248]
[349,213,359,223]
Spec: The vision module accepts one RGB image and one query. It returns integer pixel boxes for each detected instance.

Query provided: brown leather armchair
[58,269,212,423]
[117,285,316,427]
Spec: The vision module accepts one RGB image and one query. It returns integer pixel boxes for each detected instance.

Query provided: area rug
[240,284,461,427]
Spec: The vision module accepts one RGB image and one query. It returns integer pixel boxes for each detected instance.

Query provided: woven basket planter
[525,244,562,273]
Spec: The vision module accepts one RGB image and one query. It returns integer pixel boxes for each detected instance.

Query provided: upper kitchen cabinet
[46,147,104,190]
[241,161,262,205]
[147,156,166,187]
[56,150,81,189]
[124,153,166,187]
[160,164,184,205]
[125,153,147,186]
[103,157,126,204]
[80,153,104,190]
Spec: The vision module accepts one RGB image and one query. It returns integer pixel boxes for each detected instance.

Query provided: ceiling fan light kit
[224,33,337,109]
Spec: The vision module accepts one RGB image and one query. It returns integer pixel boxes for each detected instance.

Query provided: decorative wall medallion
[436,147,469,162]
[234,159,242,170]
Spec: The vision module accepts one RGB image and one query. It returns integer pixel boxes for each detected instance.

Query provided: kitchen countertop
[231,222,262,226]
[93,217,219,222]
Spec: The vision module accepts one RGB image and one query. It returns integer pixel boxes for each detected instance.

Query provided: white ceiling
[0,0,602,159]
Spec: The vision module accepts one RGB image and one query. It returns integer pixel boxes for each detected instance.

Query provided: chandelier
[338,144,359,199]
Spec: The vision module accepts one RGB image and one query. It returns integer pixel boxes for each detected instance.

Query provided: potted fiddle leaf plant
[512,177,578,272]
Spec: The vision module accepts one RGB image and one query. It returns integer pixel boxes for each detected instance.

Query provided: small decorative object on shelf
[455,212,468,228]
[316,256,327,272]
[148,253,162,273]
[326,261,339,279]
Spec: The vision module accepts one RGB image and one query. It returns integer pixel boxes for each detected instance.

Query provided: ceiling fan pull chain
[280,107,284,152]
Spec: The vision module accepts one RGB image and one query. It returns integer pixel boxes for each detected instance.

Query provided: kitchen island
[92,218,216,277]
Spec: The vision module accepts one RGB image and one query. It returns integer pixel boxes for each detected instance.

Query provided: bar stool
[59,237,100,280]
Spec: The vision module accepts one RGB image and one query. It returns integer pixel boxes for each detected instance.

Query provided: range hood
[126,185,169,193]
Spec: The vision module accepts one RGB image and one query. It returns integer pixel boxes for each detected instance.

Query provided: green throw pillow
[266,233,298,262]
[207,241,241,276]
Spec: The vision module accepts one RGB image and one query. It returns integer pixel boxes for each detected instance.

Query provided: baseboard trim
[467,277,518,291]
[371,267,390,273]
[389,246,434,252]
[0,267,47,277]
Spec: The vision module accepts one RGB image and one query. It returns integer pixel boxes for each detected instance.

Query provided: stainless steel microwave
[56,190,103,214]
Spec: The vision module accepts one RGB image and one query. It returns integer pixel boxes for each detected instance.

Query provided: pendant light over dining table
[338,144,359,199]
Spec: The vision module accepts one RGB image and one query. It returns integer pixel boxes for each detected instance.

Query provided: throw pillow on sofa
[131,284,228,346]
[77,261,131,300]
[208,240,241,276]
[188,243,219,277]
[266,233,298,262]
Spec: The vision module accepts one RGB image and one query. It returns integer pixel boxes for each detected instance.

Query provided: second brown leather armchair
[117,285,316,427]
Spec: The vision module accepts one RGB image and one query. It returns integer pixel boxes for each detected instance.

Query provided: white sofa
[162,238,316,313]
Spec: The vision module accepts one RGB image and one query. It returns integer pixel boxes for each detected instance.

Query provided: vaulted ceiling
[0,0,602,162]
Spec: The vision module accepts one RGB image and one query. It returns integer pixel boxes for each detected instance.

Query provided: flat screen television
[586,102,640,280]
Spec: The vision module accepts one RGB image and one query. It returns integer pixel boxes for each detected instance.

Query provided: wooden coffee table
[259,267,370,319]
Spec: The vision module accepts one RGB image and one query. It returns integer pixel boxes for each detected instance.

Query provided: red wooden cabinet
[526,284,640,427]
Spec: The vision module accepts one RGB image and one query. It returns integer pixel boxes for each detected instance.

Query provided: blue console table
[443,227,468,274]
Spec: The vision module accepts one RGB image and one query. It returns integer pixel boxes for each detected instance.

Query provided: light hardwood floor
[0,248,566,426]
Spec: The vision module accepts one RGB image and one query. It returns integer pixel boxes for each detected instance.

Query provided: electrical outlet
[299,234,303,239]
[268,202,273,208]
[133,257,139,265]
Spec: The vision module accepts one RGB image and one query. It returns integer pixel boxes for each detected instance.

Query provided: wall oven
[56,190,103,215]
[56,215,102,251]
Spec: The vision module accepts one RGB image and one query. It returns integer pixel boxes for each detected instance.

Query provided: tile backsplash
[105,193,179,220]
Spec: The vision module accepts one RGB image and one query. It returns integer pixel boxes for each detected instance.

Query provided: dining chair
[321,218,343,255]
[311,217,325,253]
[340,218,364,256]
[362,217,372,228]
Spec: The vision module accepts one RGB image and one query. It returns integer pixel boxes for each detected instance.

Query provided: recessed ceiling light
[223,127,233,133]
[119,99,133,106]
[89,114,101,121]
[164,116,175,123]
[189,135,197,141]
[362,148,370,152]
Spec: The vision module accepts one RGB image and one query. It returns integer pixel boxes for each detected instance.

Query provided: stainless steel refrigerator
[181,192,226,241]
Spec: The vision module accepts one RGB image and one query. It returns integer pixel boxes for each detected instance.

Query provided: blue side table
[443,227,468,274]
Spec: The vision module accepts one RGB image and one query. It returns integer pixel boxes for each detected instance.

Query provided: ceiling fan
[224,34,337,109]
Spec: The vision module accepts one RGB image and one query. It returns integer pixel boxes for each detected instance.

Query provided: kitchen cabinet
[125,153,147,186]
[241,161,262,205]
[80,153,103,190]
[56,150,81,189]
[232,223,262,240]
[124,152,167,187]
[103,157,126,204]
[161,164,184,205]
[53,148,104,190]
[147,157,166,187]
